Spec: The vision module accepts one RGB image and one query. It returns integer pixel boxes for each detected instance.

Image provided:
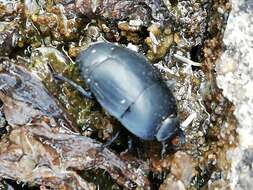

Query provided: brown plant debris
[0,58,77,131]
[0,118,149,189]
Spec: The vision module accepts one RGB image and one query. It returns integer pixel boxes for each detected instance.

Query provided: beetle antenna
[100,130,121,151]
[178,127,185,145]
[160,127,185,158]
[47,63,93,99]
[53,74,93,99]
[161,141,168,158]
[47,63,56,74]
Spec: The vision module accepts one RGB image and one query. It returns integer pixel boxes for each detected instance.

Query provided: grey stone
[216,0,253,189]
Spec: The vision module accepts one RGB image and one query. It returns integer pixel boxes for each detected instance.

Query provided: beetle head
[156,116,179,142]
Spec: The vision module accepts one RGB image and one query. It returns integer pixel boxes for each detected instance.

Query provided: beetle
[54,42,183,152]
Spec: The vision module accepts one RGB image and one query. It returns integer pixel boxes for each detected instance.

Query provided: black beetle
[54,42,182,151]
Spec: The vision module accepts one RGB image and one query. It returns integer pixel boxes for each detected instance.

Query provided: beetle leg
[100,130,120,151]
[178,128,185,145]
[53,74,93,99]
[160,128,185,158]
[127,137,133,151]
[161,141,168,158]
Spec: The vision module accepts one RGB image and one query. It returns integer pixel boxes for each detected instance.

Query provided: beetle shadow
[103,122,183,160]
[106,124,146,157]
[82,98,144,156]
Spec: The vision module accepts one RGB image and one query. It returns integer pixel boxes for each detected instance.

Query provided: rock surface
[216,0,253,189]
